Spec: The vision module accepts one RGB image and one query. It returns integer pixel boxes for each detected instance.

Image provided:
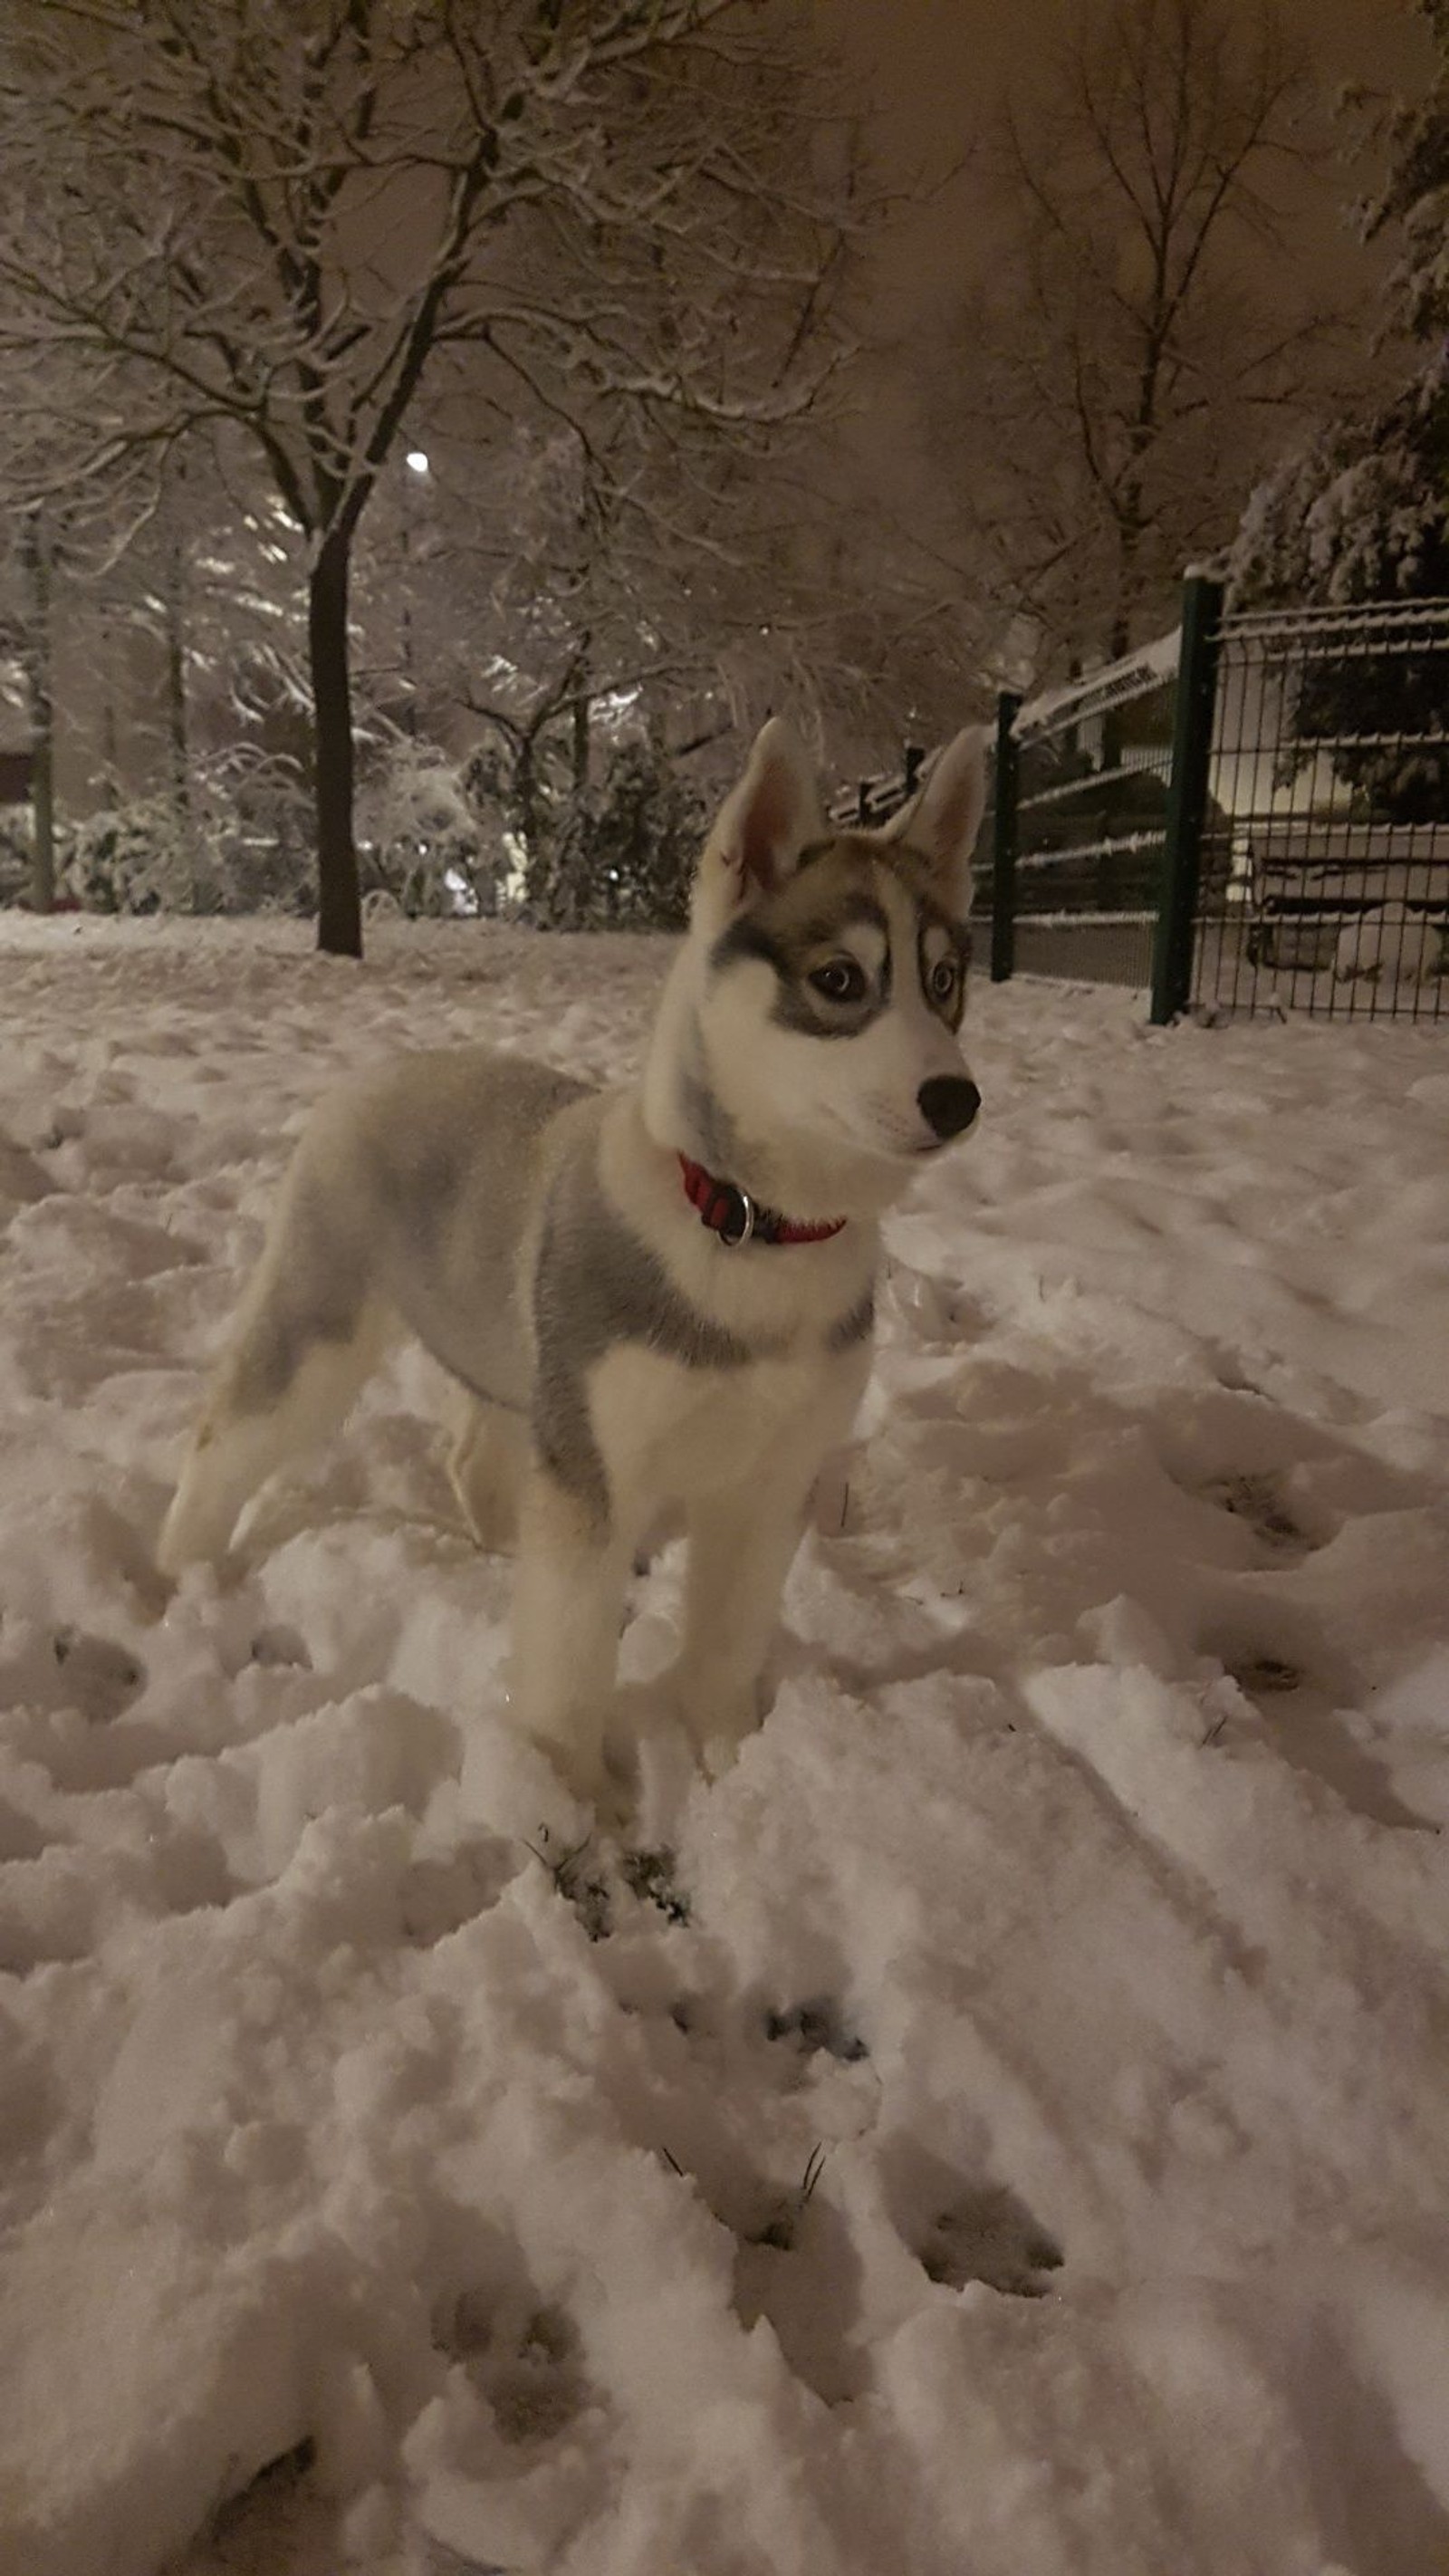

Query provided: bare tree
[925,0,1344,678]
[0,1,860,954]
[94,442,312,877]
[351,384,1001,885]
[0,409,315,907]
[0,466,132,912]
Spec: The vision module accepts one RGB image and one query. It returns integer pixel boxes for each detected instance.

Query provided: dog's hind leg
[158,1203,397,1575]
[447,1394,529,1554]
[158,1295,397,1574]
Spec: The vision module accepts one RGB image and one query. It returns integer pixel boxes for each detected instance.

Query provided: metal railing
[826,749,926,831]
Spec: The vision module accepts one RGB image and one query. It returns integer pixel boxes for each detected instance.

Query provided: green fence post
[1150,573,1224,1024]
[991,690,1022,984]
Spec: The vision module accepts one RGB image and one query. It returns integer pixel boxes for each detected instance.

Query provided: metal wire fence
[1192,599,1449,1024]
[835,583,1449,1025]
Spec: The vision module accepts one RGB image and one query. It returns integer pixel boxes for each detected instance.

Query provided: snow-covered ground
[3,913,1448,2576]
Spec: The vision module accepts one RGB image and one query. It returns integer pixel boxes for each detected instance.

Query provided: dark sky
[820,0,1435,322]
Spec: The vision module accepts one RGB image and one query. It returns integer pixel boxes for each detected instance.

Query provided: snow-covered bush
[527,740,706,931]
[62,758,321,918]
[61,797,199,914]
[1232,399,1449,822]
[463,729,573,909]
[1334,903,1445,987]
[1232,11,1449,821]
[358,745,505,918]
[191,748,313,915]
[0,812,34,906]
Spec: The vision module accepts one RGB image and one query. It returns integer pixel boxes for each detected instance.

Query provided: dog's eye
[928,958,957,1004]
[810,958,867,1004]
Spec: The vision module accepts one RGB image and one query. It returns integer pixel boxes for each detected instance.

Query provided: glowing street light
[400,455,430,735]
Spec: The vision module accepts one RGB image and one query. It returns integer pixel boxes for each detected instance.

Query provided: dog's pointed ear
[699,717,825,918]
[883,727,988,912]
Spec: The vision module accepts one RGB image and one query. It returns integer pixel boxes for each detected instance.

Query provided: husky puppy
[158,720,986,1802]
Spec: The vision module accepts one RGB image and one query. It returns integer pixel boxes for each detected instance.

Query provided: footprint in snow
[19,1625,146,1723]
[186,2436,324,2571]
[917,2182,1065,2301]
[763,1996,868,2064]
[435,2288,592,2446]
[1211,1642,1438,1833]
[398,1837,517,1947]
[1200,1469,1313,1559]
[0,1133,57,1214]
[532,1836,692,1944]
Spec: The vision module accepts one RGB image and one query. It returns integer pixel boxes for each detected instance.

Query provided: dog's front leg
[672,1469,819,1774]
[507,1464,630,1803]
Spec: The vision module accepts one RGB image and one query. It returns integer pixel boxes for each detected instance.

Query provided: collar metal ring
[718,1186,755,1248]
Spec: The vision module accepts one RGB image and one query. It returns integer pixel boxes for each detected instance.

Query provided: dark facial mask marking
[712,889,894,1040]
[917,904,973,1032]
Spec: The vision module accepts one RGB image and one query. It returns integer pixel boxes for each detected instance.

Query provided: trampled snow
[2,914,1447,2576]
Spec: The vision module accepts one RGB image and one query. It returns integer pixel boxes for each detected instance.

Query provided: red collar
[678,1153,846,1249]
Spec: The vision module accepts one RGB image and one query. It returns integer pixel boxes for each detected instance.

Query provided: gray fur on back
[384,1055,590,1406]
[305,1050,595,1414]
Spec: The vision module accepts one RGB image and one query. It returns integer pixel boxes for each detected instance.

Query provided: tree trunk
[164,527,193,905]
[1100,606,1133,774]
[20,510,55,914]
[401,594,417,737]
[516,735,539,895]
[100,665,120,807]
[164,543,188,815]
[308,526,362,958]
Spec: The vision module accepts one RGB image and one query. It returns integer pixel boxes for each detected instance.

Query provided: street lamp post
[400,450,429,736]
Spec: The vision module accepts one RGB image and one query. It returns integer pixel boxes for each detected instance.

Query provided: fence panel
[1192,600,1449,1024]
[1003,625,1182,994]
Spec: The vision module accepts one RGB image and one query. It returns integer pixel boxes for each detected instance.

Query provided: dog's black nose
[917,1075,981,1140]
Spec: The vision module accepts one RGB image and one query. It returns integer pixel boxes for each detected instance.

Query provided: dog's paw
[607,1674,682,1744]
[534,1725,641,1831]
[611,1668,762,1784]
[590,1763,636,1835]
[684,1679,766,1782]
[690,1731,744,1785]
[534,1743,618,1820]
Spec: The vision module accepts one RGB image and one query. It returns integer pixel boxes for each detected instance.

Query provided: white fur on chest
[596,1092,878,1350]
[587,1338,870,1525]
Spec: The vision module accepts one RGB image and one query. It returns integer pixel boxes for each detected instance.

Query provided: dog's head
[678,719,987,1188]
